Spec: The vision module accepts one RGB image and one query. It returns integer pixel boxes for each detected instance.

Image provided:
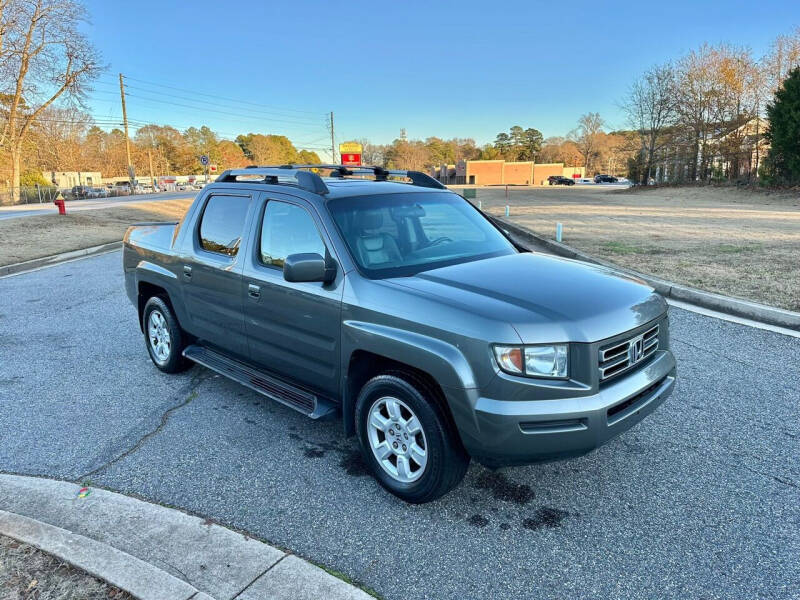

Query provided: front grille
[599,324,659,382]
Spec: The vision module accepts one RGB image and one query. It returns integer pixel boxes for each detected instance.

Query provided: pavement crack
[231,553,290,599]
[79,372,208,480]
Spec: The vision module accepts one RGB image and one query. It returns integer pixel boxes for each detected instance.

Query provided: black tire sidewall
[355,374,464,503]
[142,296,188,373]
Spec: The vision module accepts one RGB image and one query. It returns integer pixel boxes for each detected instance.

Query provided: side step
[182,344,337,419]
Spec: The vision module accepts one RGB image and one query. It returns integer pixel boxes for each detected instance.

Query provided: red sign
[341,153,362,166]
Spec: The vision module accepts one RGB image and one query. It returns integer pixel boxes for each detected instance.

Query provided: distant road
[0,191,196,220]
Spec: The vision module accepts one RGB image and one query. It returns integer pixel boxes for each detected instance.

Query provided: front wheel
[355,373,469,503]
[142,296,192,373]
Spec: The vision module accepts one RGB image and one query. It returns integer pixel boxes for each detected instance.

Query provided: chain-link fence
[0,185,140,206]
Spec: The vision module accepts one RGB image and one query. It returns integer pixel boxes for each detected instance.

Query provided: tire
[355,372,469,503]
[142,296,192,373]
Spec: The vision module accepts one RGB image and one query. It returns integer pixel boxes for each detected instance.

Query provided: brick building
[432,160,585,185]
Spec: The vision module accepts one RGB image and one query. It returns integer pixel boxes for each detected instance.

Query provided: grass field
[474,184,800,312]
[0,199,192,266]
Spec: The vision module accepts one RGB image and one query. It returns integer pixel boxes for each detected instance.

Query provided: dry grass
[476,185,800,312]
[0,535,132,599]
[0,200,191,266]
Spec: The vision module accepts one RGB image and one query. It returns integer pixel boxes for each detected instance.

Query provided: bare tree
[764,26,800,92]
[568,112,605,175]
[0,0,101,199]
[622,62,678,183]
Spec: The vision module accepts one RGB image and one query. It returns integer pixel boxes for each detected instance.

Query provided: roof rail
[280,164,447,190]
[215,167,329,195]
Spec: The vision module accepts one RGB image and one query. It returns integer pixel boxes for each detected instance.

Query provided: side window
[260,201,326,268]
[198,195,251,257]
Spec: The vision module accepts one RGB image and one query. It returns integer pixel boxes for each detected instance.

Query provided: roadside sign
[200,155,209,166]
[339,142,362,166]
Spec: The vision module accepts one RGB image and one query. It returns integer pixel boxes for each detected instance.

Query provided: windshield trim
[325,190,518,279]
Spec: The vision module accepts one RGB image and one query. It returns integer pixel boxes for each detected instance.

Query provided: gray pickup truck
[123,165,676,503]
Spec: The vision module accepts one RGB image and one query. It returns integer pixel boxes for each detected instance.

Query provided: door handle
[183,265,192,279]
[248,283,261,299]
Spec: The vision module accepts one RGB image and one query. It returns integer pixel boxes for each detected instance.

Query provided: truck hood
[385,252,666,343]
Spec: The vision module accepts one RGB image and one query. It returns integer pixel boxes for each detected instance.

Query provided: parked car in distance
[87,187,109,198]
[69,185,93,199]
[123,164,676,503]
[594,174,618,183]
[113,181,132,196]
[548,175,575,186]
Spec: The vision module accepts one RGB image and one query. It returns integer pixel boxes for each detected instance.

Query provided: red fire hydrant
[54,198,66,215]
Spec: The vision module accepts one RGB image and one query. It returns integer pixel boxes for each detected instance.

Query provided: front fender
[341,320,481,440]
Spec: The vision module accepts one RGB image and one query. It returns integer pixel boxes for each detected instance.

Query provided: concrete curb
[494,216,800,332]
[0,474,374,600]
[0,241,123,277]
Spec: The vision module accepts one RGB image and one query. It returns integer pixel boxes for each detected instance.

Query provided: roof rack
[215,167,329,195]
[280,164,447,190]
[215,164,447,195]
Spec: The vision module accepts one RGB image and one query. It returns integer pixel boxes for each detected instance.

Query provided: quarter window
[260,201,326,268]
[198,195,250,256]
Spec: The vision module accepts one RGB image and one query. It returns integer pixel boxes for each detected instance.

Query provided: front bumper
[457,350,676,467]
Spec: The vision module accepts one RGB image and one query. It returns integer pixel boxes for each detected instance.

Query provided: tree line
[621,28,800,184]
[2,0,798,198]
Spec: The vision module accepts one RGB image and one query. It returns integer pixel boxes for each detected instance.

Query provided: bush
[19,169,50,187]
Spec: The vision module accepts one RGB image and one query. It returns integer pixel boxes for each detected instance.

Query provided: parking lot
[0,252,798,599]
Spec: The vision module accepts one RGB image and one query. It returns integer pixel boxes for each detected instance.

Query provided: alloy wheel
[367,396,428,483]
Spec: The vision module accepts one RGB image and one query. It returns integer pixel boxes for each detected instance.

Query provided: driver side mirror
[283,253,336,284]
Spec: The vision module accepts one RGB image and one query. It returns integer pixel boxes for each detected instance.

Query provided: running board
[182,344,337,419]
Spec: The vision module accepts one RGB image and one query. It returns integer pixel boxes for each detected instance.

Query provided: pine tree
[764,67,800,184]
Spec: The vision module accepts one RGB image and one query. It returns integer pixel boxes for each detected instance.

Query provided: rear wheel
[142,296,191,373]
[355,373,469,503]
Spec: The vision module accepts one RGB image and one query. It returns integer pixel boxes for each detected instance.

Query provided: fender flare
[340,321,479,437]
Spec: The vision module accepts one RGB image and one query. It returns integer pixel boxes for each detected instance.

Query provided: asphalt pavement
[0,252,798,599]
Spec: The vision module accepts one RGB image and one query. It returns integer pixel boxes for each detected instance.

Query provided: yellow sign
[339,142,363,154]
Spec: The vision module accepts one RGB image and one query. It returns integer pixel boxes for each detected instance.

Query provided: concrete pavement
[0,251,797,599]
[0,474,373,599]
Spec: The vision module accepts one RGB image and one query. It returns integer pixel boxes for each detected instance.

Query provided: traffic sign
[200,155,209,166]
[339,142,363,166]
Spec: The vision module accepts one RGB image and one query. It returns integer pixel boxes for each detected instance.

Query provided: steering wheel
[427,236,452,247]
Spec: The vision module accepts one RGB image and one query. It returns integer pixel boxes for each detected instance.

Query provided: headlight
[493,344,568,378]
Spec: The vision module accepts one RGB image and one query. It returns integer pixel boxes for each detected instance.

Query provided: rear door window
[198,194,251,256]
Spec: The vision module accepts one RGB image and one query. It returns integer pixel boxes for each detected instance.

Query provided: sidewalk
[0,474,374,600]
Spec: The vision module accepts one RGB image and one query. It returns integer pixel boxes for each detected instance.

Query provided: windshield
[327,191,516,278]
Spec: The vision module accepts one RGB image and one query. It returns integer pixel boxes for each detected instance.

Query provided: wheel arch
[340,322,478,448]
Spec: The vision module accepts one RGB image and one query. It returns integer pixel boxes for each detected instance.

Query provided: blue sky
[84,0,799,158]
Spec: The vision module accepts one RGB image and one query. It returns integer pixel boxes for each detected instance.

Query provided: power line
[124,92,325,127]
[120,75,325,117]
[121,83,326,123]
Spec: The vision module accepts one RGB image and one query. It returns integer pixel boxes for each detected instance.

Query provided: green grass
[600,241,642,255]
[716,243,764,254]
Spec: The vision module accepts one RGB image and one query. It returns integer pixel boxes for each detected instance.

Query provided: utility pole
[148,148,155,190]
[119,73,134,186]
[330,111,336,164]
